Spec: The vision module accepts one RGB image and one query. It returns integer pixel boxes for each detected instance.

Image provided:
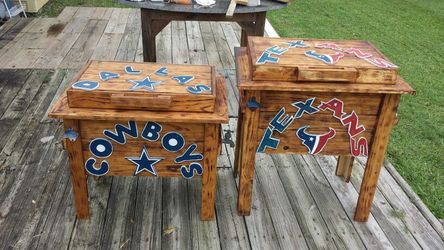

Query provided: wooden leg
[240,29,248,47]
[238,12,266,46]
[237,91,261,216]
[233,104,244,177]
[201,124,219,220]
[336,155,354,182]
[64,119,89,219]
[355,95,400,222]
[140,9,169,62]
[218,124,223,156]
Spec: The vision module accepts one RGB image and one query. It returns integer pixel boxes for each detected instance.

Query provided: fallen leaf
[40,136,54,144]
[163,227,176,235]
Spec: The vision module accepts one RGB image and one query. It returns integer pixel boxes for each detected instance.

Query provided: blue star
[128,77,163,91]
[126,147,163,176]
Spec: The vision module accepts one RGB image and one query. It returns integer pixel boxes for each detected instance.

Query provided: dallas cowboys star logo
[128,77,163,91]
[126,147,163,176]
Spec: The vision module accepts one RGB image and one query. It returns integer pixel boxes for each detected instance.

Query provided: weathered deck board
[272,154,337,249]
[255,155,309,249]
[131,177,163,249]
[318,155,422,249]
[302,155,393,249]
[115,9,141,61]
[59,19,108,69]
[0,18,32,49]
[0,7,443,249]
[100,176,138,249]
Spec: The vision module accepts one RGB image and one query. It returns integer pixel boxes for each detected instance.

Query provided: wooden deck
[0,7,443,249]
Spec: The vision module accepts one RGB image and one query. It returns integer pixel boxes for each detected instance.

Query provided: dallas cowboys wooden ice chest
[49,60,228,220]
[235,37,414,222]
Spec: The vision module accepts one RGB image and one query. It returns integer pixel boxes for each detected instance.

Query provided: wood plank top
[236,47,415,94]
[74,60,215,95]
[48,75,228,123]
[247,36,401,84]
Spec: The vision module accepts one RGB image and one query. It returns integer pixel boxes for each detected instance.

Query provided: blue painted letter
[99,71,119,81]
[266,45,288,55]
[85,158,109,176]
[141,121,162,141]
[257,127,280,152]
[104,121,138,144]
[269,107,294,133]
[291,97,319,118]
[89,138,113,158]
[125,65,141,75]
[180,162,203,179]
[162,132,185,152]
[72,80,99,91]
[175,144,203,163]
[256,51,279,64]
[186,84,211,94]
[172,76,194,85]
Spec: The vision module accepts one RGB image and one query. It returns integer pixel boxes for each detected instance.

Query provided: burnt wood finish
[49,76,228,123]
[336,155,355,182]
[248,37,399,84]
[49,63,228,220]
[66,60,216,112]
[201,124,220,220]
[63,119,89,218]
[235,44,414,221]
[354,94,401,221]
[237,90,261,215]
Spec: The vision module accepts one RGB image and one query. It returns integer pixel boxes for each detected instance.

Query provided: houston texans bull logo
[296,126,336,155]
[304,50,345,64]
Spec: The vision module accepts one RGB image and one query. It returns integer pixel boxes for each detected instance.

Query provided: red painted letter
[350,137,368,157]
[318,98,346,119]
[341,111,365,137]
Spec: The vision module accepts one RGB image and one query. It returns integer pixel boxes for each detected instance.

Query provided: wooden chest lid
[66,61,216,113]
[236,47,415,95]
[247,36,399,84]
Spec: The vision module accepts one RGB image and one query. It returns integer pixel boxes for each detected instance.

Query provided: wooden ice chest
[235,37,414,222]
[49,61,228,220]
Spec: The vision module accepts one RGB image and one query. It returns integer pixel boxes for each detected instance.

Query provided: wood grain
[237,90,261,215]
[248,37,398,84]
[66,60,216,112]
[49,76,228,124]
[200,124,219,220]
[235,47,415,94]
[336,155,355,182]
[63,119,89,219]
[355,94,400,221]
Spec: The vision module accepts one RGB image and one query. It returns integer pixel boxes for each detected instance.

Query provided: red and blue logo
[296,126,336,155]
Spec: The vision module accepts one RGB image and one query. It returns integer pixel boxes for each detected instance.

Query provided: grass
[32,0,443,219]
[268,0,444,219]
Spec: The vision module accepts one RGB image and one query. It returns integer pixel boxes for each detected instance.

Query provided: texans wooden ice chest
[235,37,414,222]
[49,61,228,220]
